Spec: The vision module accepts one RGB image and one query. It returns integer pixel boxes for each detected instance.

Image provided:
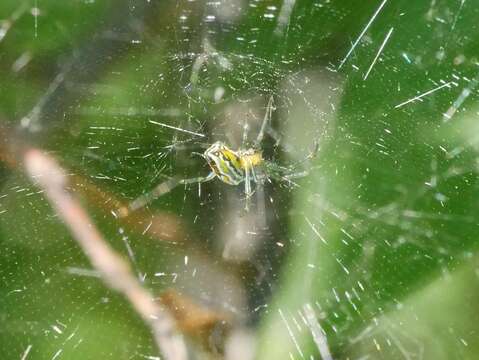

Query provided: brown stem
[23,148,188,360]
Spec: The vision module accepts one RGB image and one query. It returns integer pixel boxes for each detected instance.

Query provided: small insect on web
[117,96,318,217]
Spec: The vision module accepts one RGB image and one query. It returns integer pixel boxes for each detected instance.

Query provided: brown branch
[69,172,187,243]
[23,148,188,360]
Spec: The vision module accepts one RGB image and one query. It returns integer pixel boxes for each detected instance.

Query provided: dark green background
[1,0,478,359]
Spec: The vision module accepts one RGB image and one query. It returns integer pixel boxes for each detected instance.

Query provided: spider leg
[119,172,216,217]
[254,95,275,148]
[243,162,253,211]
[263,141,319,190]
[284,140,320,177]
[241,118,250,150]
[250,163,258,183]
[178,171,216,186]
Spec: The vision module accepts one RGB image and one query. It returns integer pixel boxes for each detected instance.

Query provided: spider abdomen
[204,141,262,185]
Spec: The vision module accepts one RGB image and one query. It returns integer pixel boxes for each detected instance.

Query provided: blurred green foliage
[1,0,479,359]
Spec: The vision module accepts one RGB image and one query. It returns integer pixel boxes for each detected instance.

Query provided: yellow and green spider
[119,97,316,216]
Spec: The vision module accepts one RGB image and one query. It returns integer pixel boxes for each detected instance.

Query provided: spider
[118,97,316,216]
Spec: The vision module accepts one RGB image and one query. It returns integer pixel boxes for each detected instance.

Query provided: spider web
[1,0,479,359]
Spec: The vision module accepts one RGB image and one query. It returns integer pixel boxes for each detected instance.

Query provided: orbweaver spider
[119,96,317,216]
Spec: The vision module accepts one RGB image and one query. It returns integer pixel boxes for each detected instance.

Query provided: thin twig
[23,148,188,360]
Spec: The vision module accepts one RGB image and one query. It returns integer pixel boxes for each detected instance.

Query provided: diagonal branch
[23,148,188,360]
